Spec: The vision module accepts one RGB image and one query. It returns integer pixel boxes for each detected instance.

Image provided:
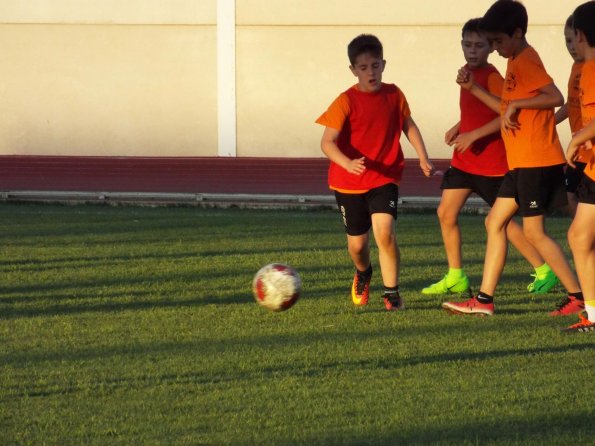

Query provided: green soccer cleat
[422,274,469,295]
[527,270,559,294]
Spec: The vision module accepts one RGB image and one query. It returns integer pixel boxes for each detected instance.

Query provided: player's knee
[437,204,456,226]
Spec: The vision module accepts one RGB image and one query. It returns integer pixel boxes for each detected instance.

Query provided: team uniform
[576,59,595,205]
[442,63,508,205]
[316,83,410,235]
[565,61,587,193]
[317,81,412,311]
[496,46,568,216]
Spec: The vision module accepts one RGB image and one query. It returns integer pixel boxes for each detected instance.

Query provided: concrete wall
[0,0,587,158]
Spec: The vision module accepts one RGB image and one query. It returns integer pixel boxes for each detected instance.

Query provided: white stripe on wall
[217,0,236,157]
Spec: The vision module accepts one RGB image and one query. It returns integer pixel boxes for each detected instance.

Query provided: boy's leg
[521,215,581,294]
[422,188,471,294]
[564,202,595,331]
[479,197,518,295]
[347,233,371,273]
[437,188,472,269]
[505,219,559,293]
[371,212,403,311]
[442,197,517,316]
[371,212,398,288]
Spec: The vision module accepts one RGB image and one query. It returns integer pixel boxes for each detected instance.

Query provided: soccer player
[422,18,558,298]
[555,15,587,217]
[564,1,595,333]
[441,0,584,316]
[316,34,434,311]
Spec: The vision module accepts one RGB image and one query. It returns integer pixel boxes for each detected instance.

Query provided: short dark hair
[573,1,595,47]
[481,0,528,37]
[347,34,383,66]
[565,14,574,29]
[462,18,483,38]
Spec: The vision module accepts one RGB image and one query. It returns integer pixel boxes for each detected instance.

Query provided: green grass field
[1,203,593,445]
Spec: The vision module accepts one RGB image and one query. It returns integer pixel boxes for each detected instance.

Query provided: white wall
[0,0,586,158]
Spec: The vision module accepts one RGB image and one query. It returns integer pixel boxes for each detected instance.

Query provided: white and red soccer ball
[252,263,301,311]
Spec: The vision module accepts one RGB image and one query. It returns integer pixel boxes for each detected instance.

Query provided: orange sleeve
[521,51,554,94]
[486,71,504,96]
[315,93,351,130]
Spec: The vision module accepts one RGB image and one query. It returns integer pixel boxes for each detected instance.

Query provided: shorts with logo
[565,161,586,193]
[441,166,503,206]
[334,183,399,236]
[576,173,595,205]
[497,164,567,217]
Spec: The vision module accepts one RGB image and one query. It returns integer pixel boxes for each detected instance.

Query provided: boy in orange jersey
[555,15,586,217]
[564,1,595,333]
[316,34,434,311]
[422,18,558,298]
[442,0,584,317]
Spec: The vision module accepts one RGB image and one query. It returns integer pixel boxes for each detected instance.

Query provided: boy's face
[564,26,583,62]
[461,31,492,69]
[487,30,522,58]
[349,52,385,93]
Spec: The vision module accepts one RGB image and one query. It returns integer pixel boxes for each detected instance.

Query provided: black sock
[357,265,372,278]
[569,291,584,301]
[383,285,399,296]
[476,291,494,304]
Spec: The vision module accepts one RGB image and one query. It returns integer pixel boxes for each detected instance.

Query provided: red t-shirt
[316,83,410,192]
[451,64,508,176]
[500,46,565,169]
[580,60,595,181]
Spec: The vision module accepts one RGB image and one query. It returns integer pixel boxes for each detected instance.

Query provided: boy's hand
[345,156,366,175]
[451,132,475,153]
[502,102,521,133]
[445,126,459,145]
[456,67,474,90]
[420,159,435,177]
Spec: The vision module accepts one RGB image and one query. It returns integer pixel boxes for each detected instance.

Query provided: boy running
[564,1,595,333]
[316,34,434,311]
[422,18,558,297]
[442,0,583,317]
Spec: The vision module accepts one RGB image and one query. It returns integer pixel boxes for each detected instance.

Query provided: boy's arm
[554,103,569,125]
[402,117,434,177]
[456,68,501,113]
[503,83,564,131]
[445,122,460,145]
[567,119,595,168]
[451,116,501,153]
[320,127,366,175]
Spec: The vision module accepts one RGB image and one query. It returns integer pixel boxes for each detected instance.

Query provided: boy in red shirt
[422,18,558,297]
[564,1,595,333]
[316,34,434,311]
[442,0,583,316]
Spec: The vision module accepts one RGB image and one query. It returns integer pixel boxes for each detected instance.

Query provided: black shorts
[565,162,586,193]
[577,173,595,205]
[441,166,503,206]
[497,164,568,216]
[334,183,399,236]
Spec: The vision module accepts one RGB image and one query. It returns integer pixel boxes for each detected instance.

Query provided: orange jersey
[567,62,590,163]
[580,60,595,181]
[316,83,410,192]
[500,46,565,169]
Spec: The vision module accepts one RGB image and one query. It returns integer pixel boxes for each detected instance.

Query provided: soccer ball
[252,263,301,311]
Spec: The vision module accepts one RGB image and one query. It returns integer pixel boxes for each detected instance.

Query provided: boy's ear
[512,28,524,40]
[349,65,357,77]
[382,59,386,71]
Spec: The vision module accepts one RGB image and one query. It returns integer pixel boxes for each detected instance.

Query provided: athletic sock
[447,267,465,280]
[476,291,494,304]
[584,300,595,322]
[569,291,584,301]
[383,285,399,295]
[534,263,552,278]
[357,265,372,279]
